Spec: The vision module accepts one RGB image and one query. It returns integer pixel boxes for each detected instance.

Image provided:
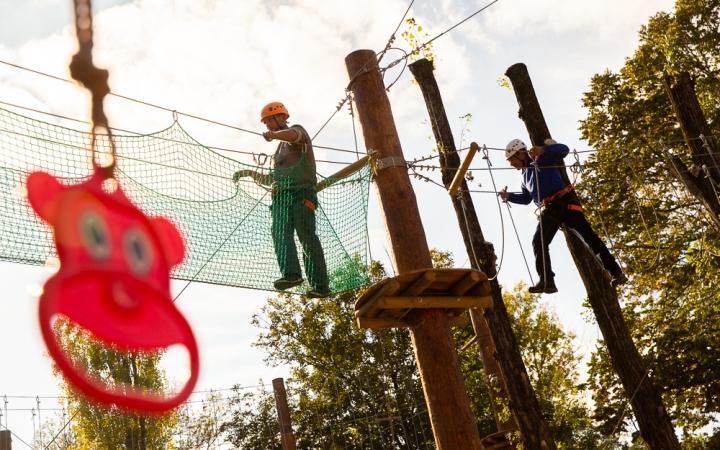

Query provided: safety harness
[537,170,582,214]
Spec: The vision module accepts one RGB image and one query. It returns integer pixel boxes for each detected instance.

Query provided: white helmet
[505,139,527,160]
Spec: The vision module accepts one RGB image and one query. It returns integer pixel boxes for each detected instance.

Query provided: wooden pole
[272,378,296,450]
[662,72,720,231]
[505,62,680,450]
[345,49,482,450]
[0,430,10,450]
[408,57,553,448]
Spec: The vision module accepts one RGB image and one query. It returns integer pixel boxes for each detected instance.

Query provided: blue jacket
[507,143,569,206]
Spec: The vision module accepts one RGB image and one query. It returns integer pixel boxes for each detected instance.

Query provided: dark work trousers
[532,199,621,281]
[271,188,328,291]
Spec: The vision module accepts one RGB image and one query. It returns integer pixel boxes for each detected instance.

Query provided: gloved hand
[233,170,251,182]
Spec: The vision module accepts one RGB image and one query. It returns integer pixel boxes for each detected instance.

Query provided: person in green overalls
[235,102,329,297]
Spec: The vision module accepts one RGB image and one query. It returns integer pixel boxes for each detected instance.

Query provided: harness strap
[567,204,583,213]
[541,184,575,208]
[302,198,317,211]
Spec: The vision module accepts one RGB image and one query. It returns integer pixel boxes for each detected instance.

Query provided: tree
[579,0,720,443]
[222,251,605,449]
[48,318,177,450]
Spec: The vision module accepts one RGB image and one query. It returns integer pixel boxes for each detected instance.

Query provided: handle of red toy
[39,294,200,414]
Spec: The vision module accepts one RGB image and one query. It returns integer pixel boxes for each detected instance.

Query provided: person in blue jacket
[498,139,627,294]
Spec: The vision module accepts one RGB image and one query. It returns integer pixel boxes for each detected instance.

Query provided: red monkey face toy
[27,167,199,413]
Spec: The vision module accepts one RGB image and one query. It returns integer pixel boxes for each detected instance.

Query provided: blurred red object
[27,167,199,413]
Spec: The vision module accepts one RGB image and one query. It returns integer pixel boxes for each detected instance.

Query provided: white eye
[78,211,111,261]
[123,228,153,276]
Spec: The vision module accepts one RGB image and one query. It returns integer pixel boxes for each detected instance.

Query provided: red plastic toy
[27,167,199,413]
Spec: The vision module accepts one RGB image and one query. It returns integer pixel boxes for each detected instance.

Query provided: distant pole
[345,49,482,450]
[272,378,296,450]
[0,430,11,450]
[505,62,680,450]
[409,57,553,448]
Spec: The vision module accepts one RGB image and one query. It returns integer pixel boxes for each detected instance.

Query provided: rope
[377,0,415,65]
[42,410,80,450]
[531,155,549,285]
[0,98,358,161]
[0,422,34,450]
[381,0,504,69]
[504,199,535,285]
[481,146,505,281]
[0,60,360,154]
[618,146,662,272]
[173,190,270,302]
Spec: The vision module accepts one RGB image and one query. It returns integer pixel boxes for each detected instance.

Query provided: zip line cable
[315,0,414,142]
[0,422,34,450]
[479,145,505,281]
[380,0,504,71]
[0,59,358,154]
[0,99,354,166]
[172,190,270,302]
[617,146,662,272]
[42,410,79,450]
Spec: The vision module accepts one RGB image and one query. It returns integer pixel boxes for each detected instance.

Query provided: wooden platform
[480,430,519,449]
[354,268,492,330]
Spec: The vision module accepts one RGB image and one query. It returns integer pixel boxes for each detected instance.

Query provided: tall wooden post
[663,72,720,231]
[345,49,482,450]
[0,430,11,450]
[408,58,557,448]
[272,378,296,450]
[505,62,680,450]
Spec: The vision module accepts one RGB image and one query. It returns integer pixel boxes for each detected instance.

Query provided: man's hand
[262,131,276,142]
[528,146,545,158]
[497,186,510,202]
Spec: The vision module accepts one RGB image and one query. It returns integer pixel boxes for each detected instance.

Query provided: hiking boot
[528,278,558,294]
[610,272,628,288]
[306,288,331,299]
[274,277,304,291]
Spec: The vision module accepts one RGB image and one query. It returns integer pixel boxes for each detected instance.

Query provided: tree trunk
[345,49,482,450]
[505,62,680,450]
[272,378,297,450]
[409,58,555,449]
[663,72,720,231]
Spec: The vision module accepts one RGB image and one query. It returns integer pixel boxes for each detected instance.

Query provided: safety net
[0,107,371,295]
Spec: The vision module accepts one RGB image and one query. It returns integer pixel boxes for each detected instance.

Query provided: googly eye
[78,211,111,261]
[123,228,153,276]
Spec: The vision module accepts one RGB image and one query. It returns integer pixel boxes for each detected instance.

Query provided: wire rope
[171,190,270,302]
[0,60,361,154]
[618,146,662,272]
[480,145,505,280]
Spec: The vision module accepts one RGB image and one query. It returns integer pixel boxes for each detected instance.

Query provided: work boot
[274,277,304,291]
[528,278,558,294]
[306,288,331,298]
[610,271,628,288]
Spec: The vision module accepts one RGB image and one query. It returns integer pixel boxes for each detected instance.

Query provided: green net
[0,107,371,295]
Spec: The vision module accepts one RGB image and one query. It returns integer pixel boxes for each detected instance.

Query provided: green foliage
[402,18,435,62]
[501,284,607,449]
[579,0,720,443]
[48,318,177,450]
[222,250,605,448]
[497,76,512,91]
[402,18,436,85]
[459,114,473,150]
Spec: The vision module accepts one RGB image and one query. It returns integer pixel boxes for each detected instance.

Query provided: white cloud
[483,0,676,40]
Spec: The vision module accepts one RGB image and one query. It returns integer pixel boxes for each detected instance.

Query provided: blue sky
[0,0,677,445]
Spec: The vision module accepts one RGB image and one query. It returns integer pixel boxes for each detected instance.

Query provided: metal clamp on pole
[375,156,408,172]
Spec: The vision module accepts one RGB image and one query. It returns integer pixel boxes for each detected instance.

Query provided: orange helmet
[260,102,289,122]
